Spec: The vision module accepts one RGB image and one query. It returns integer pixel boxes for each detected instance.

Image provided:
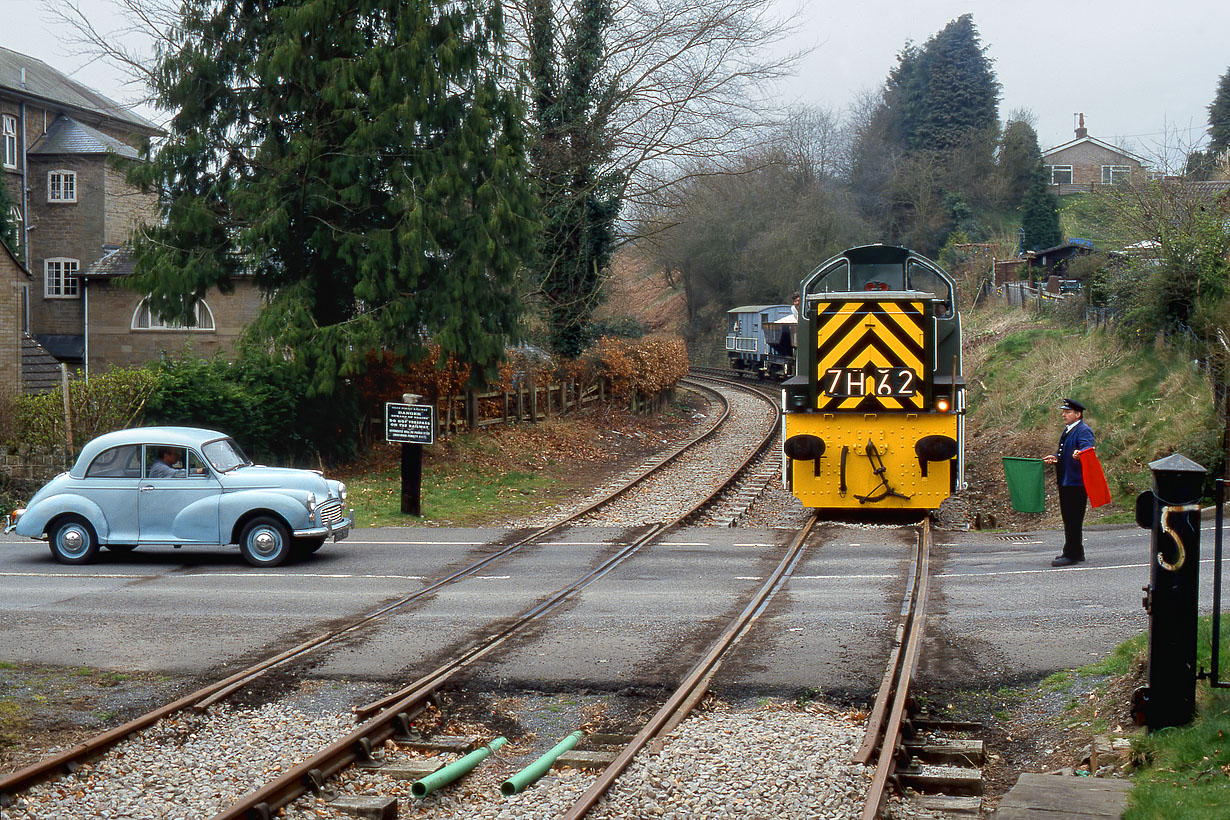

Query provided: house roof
[1042,135,1150,166]
[28,115,142,159]
[1,237,31,279]
[83,245,134,278]
[0,45,160,135]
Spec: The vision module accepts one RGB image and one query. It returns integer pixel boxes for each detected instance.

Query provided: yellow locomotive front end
[782,246,964,511]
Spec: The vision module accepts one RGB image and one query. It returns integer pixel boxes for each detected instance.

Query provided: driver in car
[150,448,204,478]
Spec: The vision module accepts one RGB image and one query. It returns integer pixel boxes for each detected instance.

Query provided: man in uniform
[1043,398,1095,566]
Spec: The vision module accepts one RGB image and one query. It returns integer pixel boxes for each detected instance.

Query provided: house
[83,246,262,371]
[1042,114,1151,195]
[1,46,263,386]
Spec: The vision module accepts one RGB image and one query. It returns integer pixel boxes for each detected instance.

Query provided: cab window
[906,262,954,317]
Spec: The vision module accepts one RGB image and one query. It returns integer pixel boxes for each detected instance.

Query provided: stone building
[1,46,264,386]
[1042,114,1151,195]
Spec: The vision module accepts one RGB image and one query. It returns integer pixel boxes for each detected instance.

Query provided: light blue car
[4,427,353,567]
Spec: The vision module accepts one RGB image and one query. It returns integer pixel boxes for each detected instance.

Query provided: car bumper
[293,509,354,541]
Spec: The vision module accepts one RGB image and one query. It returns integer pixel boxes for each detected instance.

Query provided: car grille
[319,498,345,527]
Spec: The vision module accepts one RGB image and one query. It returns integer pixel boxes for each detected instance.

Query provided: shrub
[3,368,157,451]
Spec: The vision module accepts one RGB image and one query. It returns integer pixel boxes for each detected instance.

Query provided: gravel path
[567,382,778,527]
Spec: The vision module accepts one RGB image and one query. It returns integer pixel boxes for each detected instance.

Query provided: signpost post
[386,396,435,516]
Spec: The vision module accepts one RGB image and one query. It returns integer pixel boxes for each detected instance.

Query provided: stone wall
[103,162,156,245]
[26,153,104,335]
[86,277,264,370]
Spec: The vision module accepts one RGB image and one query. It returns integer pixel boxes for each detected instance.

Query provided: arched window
[131,298,215,331]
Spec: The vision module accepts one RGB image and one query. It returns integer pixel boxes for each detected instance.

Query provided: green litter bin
[1003,457,1046,513]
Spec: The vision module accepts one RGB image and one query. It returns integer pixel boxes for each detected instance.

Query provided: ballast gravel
[3,703,356,820]
[281,700,937,820]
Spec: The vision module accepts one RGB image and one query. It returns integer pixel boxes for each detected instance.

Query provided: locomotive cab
[782,245,965,511]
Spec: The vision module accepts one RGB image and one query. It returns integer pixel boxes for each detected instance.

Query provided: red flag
[1080,448,1112,508]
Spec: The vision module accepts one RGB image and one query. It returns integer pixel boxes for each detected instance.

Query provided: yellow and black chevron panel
[812,300,929,412]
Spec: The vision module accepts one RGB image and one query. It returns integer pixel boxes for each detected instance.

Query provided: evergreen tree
[997,119,1042,203]
[1209,65,1230,155]
[526,0,622,358]
[912,15,999,154]
[130,0,537,392]
[881,15,999,155]
[1020,163,1062,252]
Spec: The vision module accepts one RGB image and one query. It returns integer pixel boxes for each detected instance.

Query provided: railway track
[0,376,784,817]
[2,373,973,819]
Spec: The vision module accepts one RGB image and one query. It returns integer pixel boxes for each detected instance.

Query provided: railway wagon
[726,304,796,378]
[781,245,964,510]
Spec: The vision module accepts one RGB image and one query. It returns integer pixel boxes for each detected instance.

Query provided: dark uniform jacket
[1055,419,1095,487]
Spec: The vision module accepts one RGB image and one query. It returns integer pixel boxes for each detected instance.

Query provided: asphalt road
[0,519,1214,698]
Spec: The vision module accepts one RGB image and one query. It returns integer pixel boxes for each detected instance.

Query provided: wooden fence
[364,376,677,445]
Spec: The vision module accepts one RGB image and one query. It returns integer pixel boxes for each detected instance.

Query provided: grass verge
[1124,614,1230,819]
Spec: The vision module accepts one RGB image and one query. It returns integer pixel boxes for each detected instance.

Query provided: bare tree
[42,0,178,112]
[503,0,803,218]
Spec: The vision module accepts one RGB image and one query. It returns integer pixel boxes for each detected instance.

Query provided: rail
[858,520,933,820]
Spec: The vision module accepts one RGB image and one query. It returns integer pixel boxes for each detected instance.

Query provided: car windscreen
[202,438,252,473]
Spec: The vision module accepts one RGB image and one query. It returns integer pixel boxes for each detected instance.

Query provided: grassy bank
[964,304,1220,506]
[337,403,700,527]
[1124,614,1230,819]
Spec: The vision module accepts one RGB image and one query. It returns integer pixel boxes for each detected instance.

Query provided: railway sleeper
[897,762,984,794]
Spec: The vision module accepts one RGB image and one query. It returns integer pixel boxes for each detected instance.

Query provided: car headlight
[338,482,347,502]
[306,493,317,513]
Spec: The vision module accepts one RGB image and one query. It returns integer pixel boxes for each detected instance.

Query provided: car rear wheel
[239,516,291,567]
[48,516,100,565]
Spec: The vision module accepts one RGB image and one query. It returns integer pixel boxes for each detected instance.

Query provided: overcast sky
[2,0,1227,169]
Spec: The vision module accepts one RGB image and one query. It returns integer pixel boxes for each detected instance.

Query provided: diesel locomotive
[781,245,964,511]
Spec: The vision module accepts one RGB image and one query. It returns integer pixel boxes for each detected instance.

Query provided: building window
[45,258,80,298]
[1049,165,1073,185]
[2,114,15,169]
[131,297,215,331]
[48,170,76,203]
[1101,165,1131,184]
[8,204,19,225]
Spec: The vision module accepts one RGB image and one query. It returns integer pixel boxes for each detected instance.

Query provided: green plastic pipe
[411,736,507,798]
[500,730,584,796]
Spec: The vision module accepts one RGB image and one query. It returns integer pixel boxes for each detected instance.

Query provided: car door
[138,445,222,544]
[82,444,143,543]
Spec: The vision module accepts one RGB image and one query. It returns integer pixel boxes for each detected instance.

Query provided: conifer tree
[1020,163,1062,253]
[1209,65,1230,156]
[997,119,1042,204]
[526,0,622,357]
[129,0,537,392]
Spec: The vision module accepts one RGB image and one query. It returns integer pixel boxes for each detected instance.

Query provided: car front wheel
[239,516,291,567]
[48,515,100,565]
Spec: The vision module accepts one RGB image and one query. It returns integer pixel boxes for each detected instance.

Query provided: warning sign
[385,402,435,445]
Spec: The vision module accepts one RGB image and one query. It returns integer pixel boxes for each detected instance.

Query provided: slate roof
[0,45,160,135]
[28,116,141,159]
[21,335,67,393]
[82,245,134,278]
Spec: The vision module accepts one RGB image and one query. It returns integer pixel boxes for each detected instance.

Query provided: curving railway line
[0,372,956,820]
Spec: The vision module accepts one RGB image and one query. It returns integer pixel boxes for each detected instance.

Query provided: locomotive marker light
[1134,453,1205,731]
